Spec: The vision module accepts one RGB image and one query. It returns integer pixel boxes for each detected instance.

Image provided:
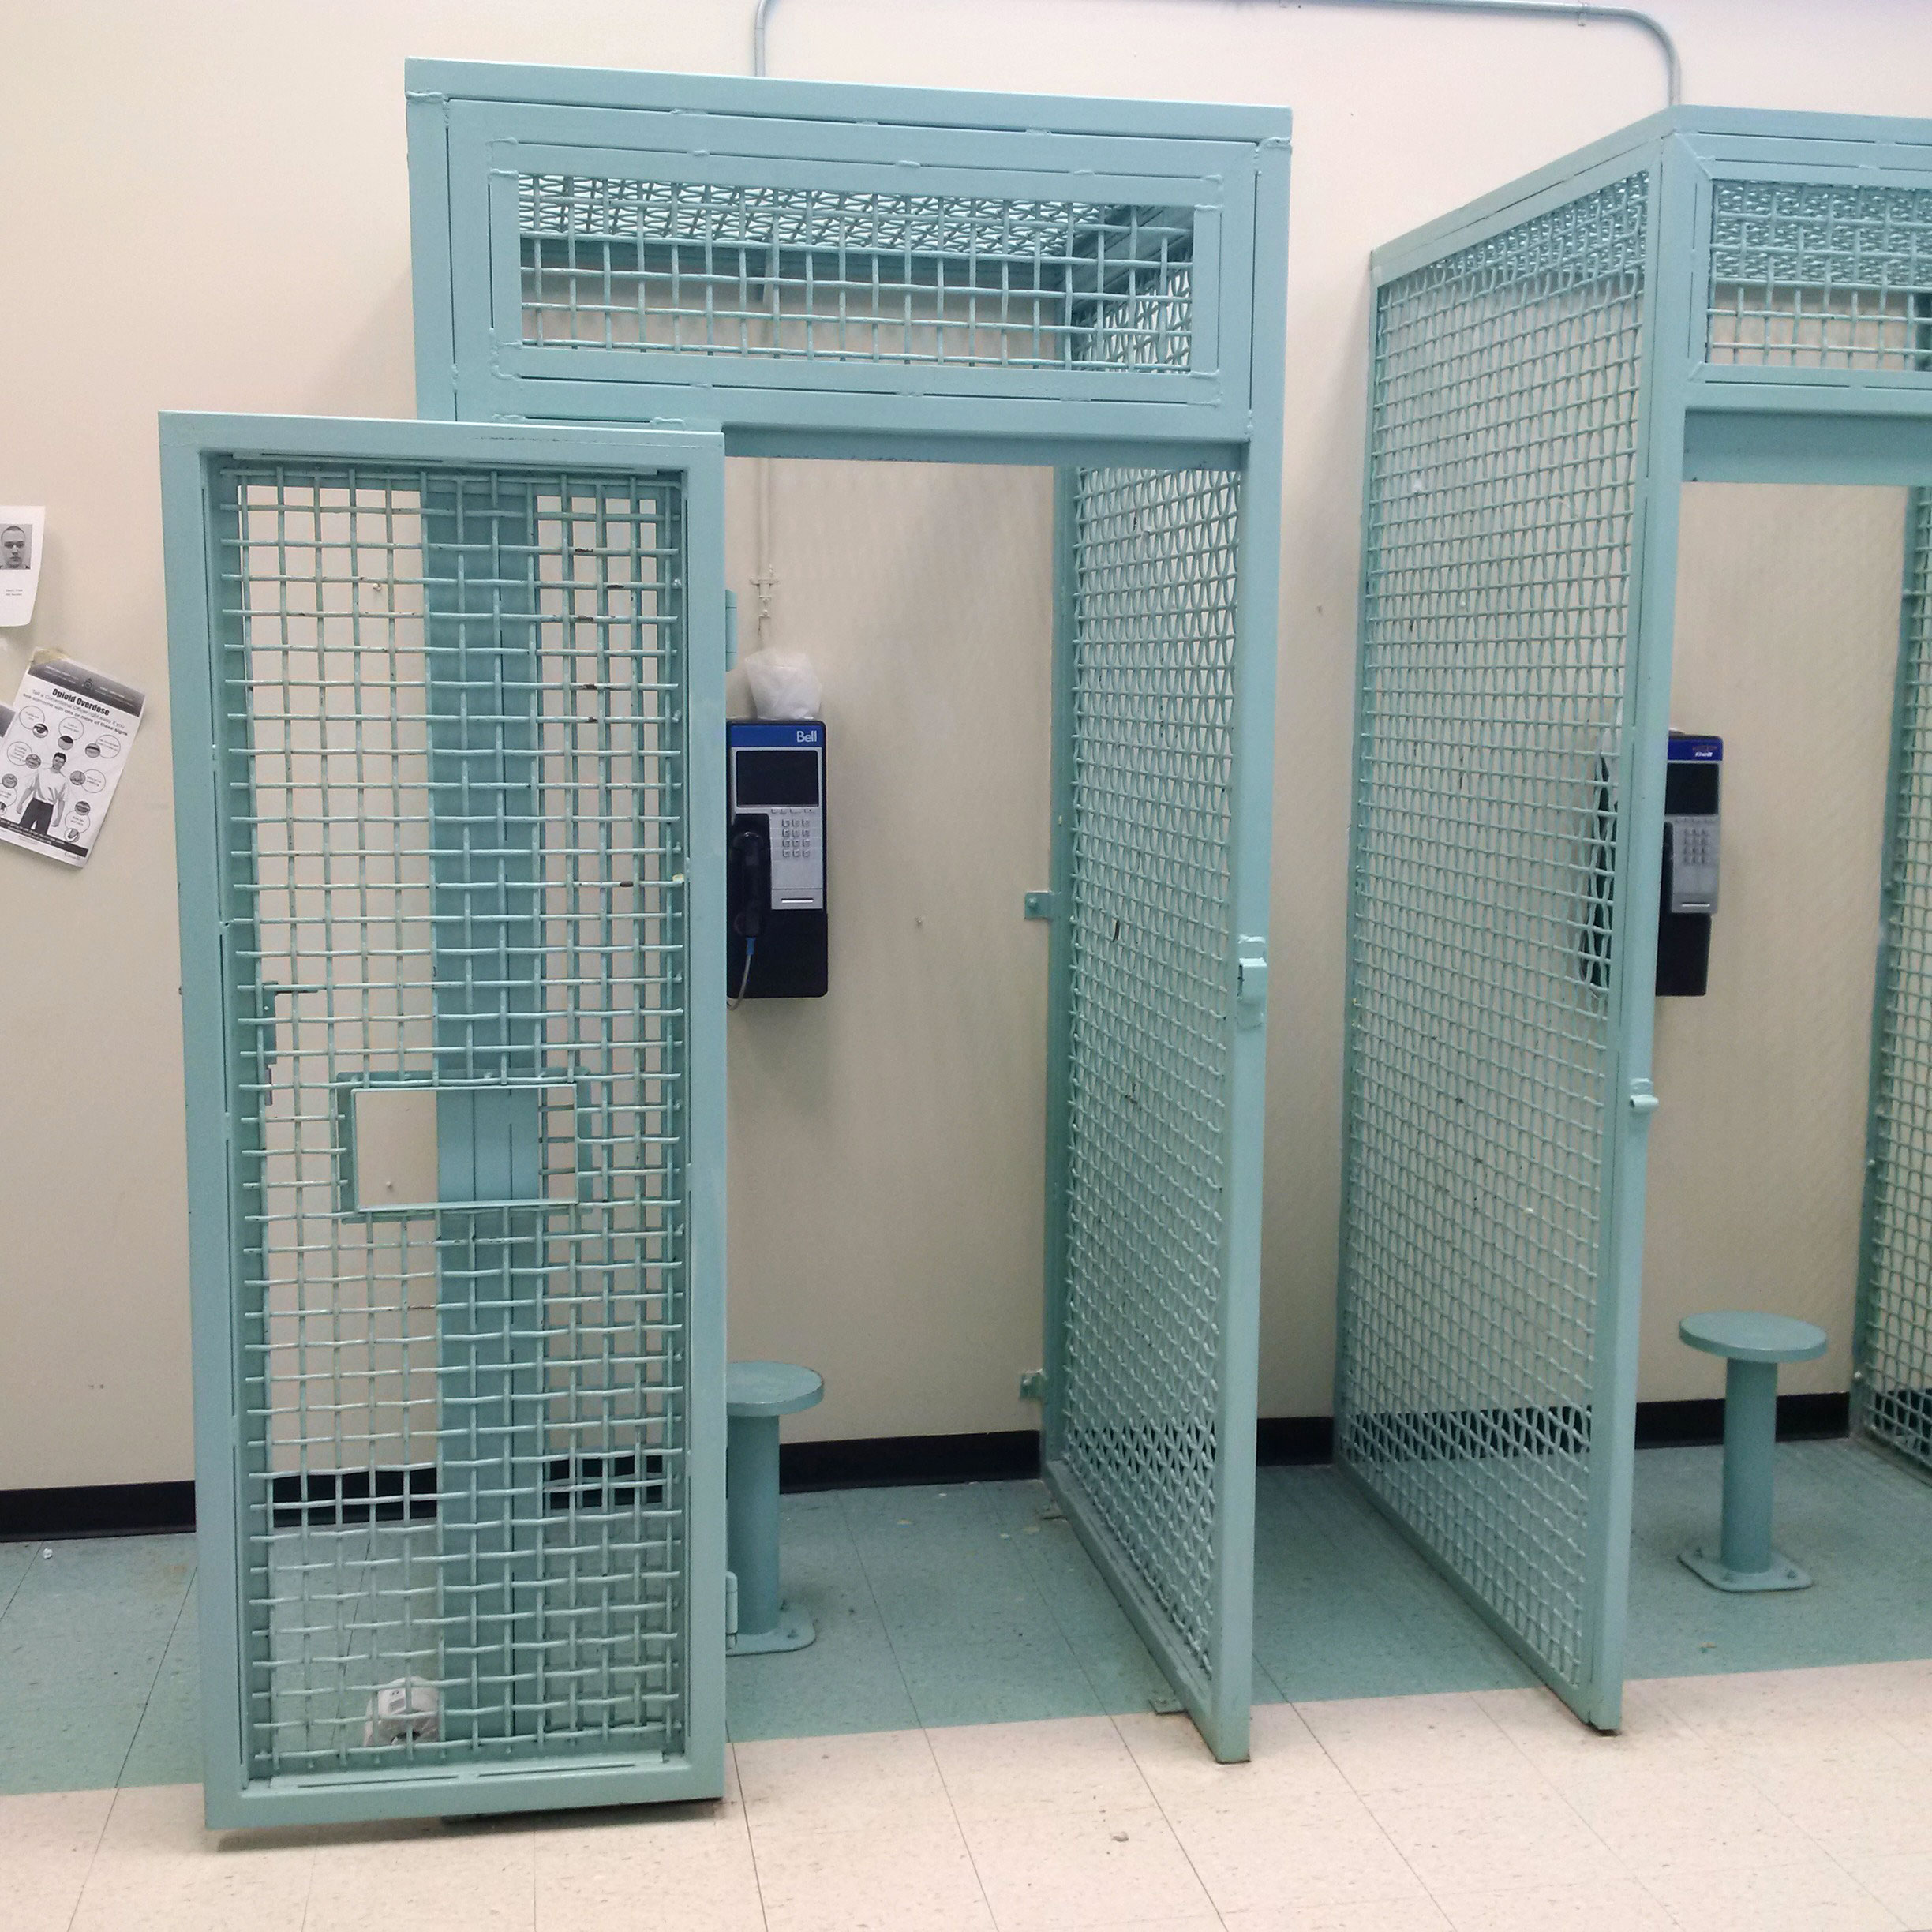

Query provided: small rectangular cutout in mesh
[212,459,691,1777]
[519,175,1196,373]
[1058,465,1237,1682]
[1859,488,1932,1473]
[1341,175,1649,1699]
[1706,180,1932,372]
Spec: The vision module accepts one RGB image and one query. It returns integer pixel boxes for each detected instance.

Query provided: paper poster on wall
[0,655,144,867]
[0,507,46,627]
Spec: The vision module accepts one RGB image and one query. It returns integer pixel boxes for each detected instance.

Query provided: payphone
[1658,732,1721,998]
[727,719,828,1000]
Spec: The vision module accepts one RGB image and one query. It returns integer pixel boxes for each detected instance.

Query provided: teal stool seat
[1678,1312,1826,1593]
[726,1361,823,1655]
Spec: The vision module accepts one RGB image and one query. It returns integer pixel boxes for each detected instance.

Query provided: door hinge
[1628,1080,1660,1115]
[1235,938,1268,1028]
[1018,1370,1048,1403]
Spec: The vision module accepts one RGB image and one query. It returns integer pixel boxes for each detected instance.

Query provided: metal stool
[1677,1312,1827,1592]
[726,1361,823,1653]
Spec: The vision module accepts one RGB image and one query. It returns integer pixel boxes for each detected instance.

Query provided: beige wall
[1642,486,1907,1401]
[6,1,1932,1485]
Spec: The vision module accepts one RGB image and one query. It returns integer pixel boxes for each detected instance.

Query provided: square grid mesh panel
[1859,487,1932,1473]
[1706,180,1932,372]
[520,176,1196,372]
[1339,177,1649,1696]
[213,459,690,1777]
[1060,466,1237,1680]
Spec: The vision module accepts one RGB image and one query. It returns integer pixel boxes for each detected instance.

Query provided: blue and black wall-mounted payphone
[1658,732,1721,998]
[728,720,828,1000]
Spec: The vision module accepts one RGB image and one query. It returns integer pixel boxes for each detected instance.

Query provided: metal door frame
[406,61,1293,1766]
[1346,107,1932,1733]
[163,411,728,1826]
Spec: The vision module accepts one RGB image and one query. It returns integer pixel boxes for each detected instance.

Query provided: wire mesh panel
[521,176,1196,373]
[410,66,1291,441]
[1705,181,1932,372]
[208,456,695,1788]
[1051,466,1238,1702]
[1339,176,1649,1709]
[1859,489,1932,1473]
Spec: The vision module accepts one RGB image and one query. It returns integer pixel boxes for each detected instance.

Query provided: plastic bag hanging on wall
[743,651,822,721]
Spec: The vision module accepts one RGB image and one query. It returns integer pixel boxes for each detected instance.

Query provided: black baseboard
[1257,1415,1335,1464]
[781,1428,1041,1491]
[1635,1391,1848,1448]
[0,1395,1857,1537]
[0,1480,196,1543]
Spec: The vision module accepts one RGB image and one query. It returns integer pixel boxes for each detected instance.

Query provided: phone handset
[728,815,770,1005]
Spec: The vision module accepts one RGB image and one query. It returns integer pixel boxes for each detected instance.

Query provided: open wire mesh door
[1043,464,1262,1762]
[1336,174,1656,1729]
[1859,487,1932,1475]
[163,415,726,1827]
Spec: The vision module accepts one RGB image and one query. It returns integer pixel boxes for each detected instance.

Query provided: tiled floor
[7,1664,1932,1930]
[5,1441,1932,1798]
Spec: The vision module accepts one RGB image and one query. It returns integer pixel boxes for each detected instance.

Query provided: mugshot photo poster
[0,507,46,627]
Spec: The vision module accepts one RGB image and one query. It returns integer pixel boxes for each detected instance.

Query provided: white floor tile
[1297,1692,1546,1799]
[957,1798,1218,1931]
[533,1802,764,1932]
[1118,1702,1357,1807]
[1641,1850,1907,1932]
[1222,1903,1453,1931]
[1431,1878,1678,1930]
[300,1814,535,1932]
[69,1784,316,1932]
[927,1714,1155,1819]
[0,1787,115,1932]
[1746,1749,1932,1862]
[1844,1851,1932,1927]
[750,1817,992,1932]
[1159,1785,1432,1915]
[1355,1783,1624,1897]
[733,1727,953,1835]
[1552,1758,1808,1876]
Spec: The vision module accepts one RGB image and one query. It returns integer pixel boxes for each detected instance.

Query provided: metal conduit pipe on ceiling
[740,0,1682,646]
[753,0,1683,101]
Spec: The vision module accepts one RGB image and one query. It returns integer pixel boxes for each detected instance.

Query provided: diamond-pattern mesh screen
[1706,180,1932,372]
[212,460,690,1777]
[1859,488,1932,1472]
[1339,177,1649,1698]
[519,176,1196,372]
[1059,466,1237,1679]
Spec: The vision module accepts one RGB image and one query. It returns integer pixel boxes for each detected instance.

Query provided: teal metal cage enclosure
[165,65,1290,1825]
[1342,109,1932,1732]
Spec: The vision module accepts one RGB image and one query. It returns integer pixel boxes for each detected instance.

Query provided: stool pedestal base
[1679,1544,1811,1593]
[728,1607,817,1655]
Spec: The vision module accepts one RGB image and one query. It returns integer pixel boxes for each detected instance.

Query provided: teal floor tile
[726,1494,919,1743]
[3,1444,1926,1799]
[0,1533,195,1795]
[1252,1467,1535,1702]
[1626,1438,1932,1679]
[0,1539,36,1619]
[119,1578,201,1788]
[893,1628,1104,1729]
